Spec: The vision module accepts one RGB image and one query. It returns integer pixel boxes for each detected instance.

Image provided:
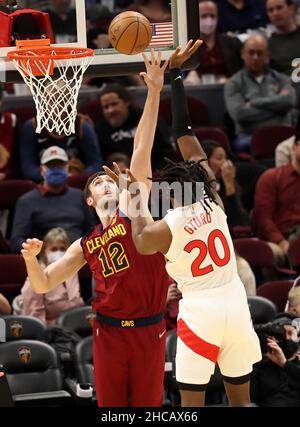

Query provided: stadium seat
[74,335,93,385]
[78,99,103,126]
[233,238,296,283]
[0,180,36,210]
[159,96,210,127]
[1,315,47,342]
[67,173,90,191]
[0,254,27,295]
[247,296,278,324]
[9,106,36,126]
[251,125,295,160]
[256,281,294,312]
[0,340,73,406]
[193,127,231,153]
[57,306,95,338]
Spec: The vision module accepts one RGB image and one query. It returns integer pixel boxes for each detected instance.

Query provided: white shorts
[176,279,262,386]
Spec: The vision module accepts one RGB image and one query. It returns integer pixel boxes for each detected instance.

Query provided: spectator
[0,293,11,315]
[251,317,300,407]
[105,152,130,173]
[96,84,176,170]
[21,227,84,325]
[44,0,77,43]
[164,282,181,331]
[267,0,300,76]
[235,251,256,296]
[127,0,171,23]
[217,0,269,34]
[275,135,294,166]
[225,33,297,153]
[86,4,113,50]
[20,114,103,182]
[185,0,243,85]
[11,146,94,253]
[287,285,300,316]
[0,85,19,180]
[202,140,250,227]
[254,131,300,264]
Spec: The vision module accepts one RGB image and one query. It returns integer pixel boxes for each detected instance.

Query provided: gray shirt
[11,186,94,253]
[225,67,297,135]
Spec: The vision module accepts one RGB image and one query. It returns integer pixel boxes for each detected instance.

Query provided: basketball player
[20,50,171,407]
[104,40,262,407]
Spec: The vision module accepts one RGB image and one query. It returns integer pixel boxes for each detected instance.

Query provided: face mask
[45,168,68,186]
[46,250,65,264]
[200,17,217,35]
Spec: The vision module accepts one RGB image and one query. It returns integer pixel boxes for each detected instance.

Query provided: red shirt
[81,212,170,318]
[254,163,300,243]
[199,40,228,77]
[0,112,17,176]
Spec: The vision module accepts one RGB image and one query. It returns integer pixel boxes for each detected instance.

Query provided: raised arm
[21,238,86,294]
[169,40,222,204]
[130,49,168,195]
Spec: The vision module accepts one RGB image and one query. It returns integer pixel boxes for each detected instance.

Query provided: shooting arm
[22,239,86,294]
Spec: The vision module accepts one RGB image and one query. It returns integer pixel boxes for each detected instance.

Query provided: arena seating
[256,281,294,312]
[57,306,94,338]
[247,296,278,324]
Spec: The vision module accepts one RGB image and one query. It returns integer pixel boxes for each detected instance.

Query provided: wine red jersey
[81,212,170,318]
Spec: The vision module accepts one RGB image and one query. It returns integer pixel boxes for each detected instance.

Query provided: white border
[1,0,86,71]
[1,0,190,73]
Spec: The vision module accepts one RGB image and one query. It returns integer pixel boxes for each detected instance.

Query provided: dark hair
[201,139,228,159]
[135,0,170,11]
[99,83,133,105]
[83,171,106,200]
[152,158,218,210]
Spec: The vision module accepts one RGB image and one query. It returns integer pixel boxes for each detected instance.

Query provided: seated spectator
[11,146,94,253]
[20,114,103,182]
[0,85,19,180]
[267,0,300,76]
[217,0,269,34]
[275,134,294,166]
[235,250,256,296]
[287,285,300,316]
[225,33,297,153]
[202,140,250,227]
[254,131,300,265]
[21,227,84,325]
[0,292,11,315]
[251,316,300,407]
[127,0,171,23]
[96,84,176,170]
[86,4,113,50]
[44,0,77,43]
[185,0,243,85]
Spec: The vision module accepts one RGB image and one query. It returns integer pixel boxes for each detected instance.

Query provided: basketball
[108,11,152,55]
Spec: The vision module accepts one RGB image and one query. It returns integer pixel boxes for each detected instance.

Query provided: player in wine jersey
[104,41,262,407]
[20,50,172,407]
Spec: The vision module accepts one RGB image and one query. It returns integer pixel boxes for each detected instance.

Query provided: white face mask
[200,17,217,35]
[46,250,65,264]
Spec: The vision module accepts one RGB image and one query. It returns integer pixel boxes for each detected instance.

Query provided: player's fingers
[112,162,122,177]
[156,50,162,66]
[125,169,137,183]
[102,166,119,182]
[189,39,203,55]
[161,60,169,72]
[142,53,150,68]
[184,39,194,53]
[151,48,155,65]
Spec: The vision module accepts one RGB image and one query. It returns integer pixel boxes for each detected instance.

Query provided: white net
[10,48,94,136]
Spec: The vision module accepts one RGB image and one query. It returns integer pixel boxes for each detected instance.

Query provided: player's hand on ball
[169,39,202,69]
[140,49,168,91]
[21,238,43,261]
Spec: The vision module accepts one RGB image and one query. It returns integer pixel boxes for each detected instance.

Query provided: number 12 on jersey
[98,242,130,277]
[184,229,231,277]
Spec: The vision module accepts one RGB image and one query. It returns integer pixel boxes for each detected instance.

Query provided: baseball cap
[40,146,68,165]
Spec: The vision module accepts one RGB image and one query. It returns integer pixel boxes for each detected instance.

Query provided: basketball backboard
[0,0,200,82]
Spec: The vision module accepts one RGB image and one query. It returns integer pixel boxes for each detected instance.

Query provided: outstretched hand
[169,39,203,69]
[103,163,139,195]
[140,49,169,91]
[21,238,43,262]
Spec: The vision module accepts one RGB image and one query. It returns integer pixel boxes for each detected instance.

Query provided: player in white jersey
[103,41,262,407]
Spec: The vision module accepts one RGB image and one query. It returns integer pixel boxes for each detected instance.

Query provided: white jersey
[164,199,239,293]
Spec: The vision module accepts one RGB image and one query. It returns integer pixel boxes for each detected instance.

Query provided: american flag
[150,22,174,47]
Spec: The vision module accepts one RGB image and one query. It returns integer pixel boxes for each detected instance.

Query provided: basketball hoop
[7,39,94,135]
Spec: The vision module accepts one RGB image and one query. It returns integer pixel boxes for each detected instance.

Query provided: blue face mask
[45,168,68,186]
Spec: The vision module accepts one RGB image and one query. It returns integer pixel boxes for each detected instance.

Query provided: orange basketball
[108,11,152,55]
